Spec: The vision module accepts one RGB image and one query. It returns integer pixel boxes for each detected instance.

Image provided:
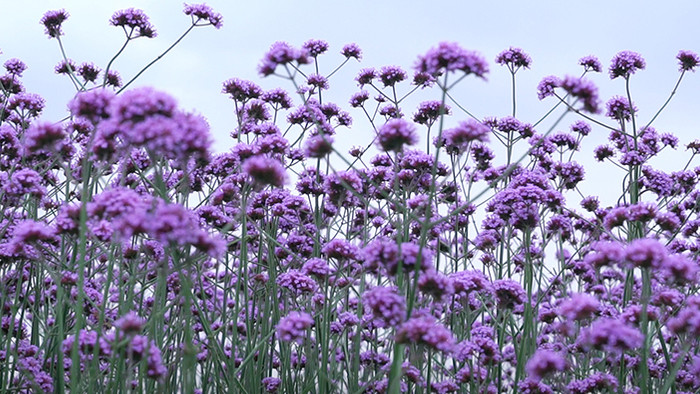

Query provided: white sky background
[2,0,700,205]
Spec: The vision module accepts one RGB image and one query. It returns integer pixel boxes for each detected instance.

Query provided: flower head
[243,156,287,187]
[578,55,602,72]
[416,42,488,78]
[609,51,645,79]
[377,119,418,152]
[341,43,362,60]
[184,3,223,29]
[495,47,532,70]
[677,50,700,72]
[110,8,157,38]
[40,9,69,38]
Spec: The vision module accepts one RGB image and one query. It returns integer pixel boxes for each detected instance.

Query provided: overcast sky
[2,1,700,203]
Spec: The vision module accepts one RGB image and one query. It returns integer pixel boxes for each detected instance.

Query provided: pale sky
[2,0,700,203]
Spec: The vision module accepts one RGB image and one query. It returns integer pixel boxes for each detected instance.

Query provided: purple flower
[222,78,262,102]
[303,135,333,158]
[307,73,329,90]
[379,66,407,87]
[525,349,566,381]
[349,91,370,108]
[243,156,286,187]
[115,312,146,335]
[259,42,309,76]
[557,293,599,321]
[277,269,317,294]
[605,96,636,121]
[23,122,67,154]
[277,311,314,344]
[441,119,489,154]
[302,39,329,57]
[77,62,101,83]
[677,50,700,72]
[624,238,666,269]
[536,75,560,100]
[570,120,591,136]
[415,42,488,78]
[341,43,362,60]
[68,89,115,122]
[567,372,619,394]
[578,55,602,72]
[377,119,418,152]
[40,9,69,38]
[495,47,532,70]
[493,279,526,309]
[578,318,643,353]
[413,101,450,125]
[8,93,45,118]
[4,58,27,76]
[362,286,405,328]
[559,75,600,113]
[106,70,122,88]
[355,68,376,86]
[110,8,157,38]
[609,50,646,79]
[54,59,77,75]
[395,316,455,353]
[183,3,223,29]
[262,377,282,393]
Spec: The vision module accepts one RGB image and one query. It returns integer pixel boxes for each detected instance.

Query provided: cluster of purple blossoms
[677,50,700,71]
[110,8,157,38]
[40,9,69,38]
[495,47,532,71]
[277,312,314,344]
[184,3,223,29]
[377,118,418,152]
[415,42,489,78]
[609,50,646,79]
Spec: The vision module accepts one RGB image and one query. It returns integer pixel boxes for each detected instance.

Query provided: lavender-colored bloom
[624,238,666,269]
[609,51,646,79]
[442,119,489,153]
[395,316,455,353]
[493,279,526,309]
[23,122,66,154]
[68,89,115,122]
[277,269,317,294]
[302,39,329,56]
[262,377,282,393]
[40,9,69,38]
[677,50,700,72]
[606,96,636,121]
[222,78,262,101]
[377,118,417,152]
[578,55,602,72]
[559,75,600,114]
[341,43,362,60]
[4,58,27,76]
[571,120,591,136]
[663,254,698,284]
[261,88,292,109]
[558,293,599,321]
[303,135,333,158]
[495,47,532,70]
[415,42,488,78]
[77,62,101,83]
[526,349,566,381]
[667,299,700,336]
[413,100,450,125]
[578,318,643,353]
[110,8,157,38]
[115,311,146,335]
[307,73,329,89]
[277,311,314,344]
[259,41,308,76]
[379,65,407,87]
[8,92,45,118]
[349,91,370,108]
[54,59,77,75]
[362,286,405,328]
[184,3,223,29]
[105,70,122,88]
[355,68,376,86]
[567,372,619,394]
[536,75,560,100]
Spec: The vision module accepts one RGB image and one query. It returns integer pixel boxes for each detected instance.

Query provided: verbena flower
[40,9,69,38]
[525,349,566,381]
[605,95,636,121]
[415,42,488,78]
[578,318,643,353]
[495,47,532,71]
[277,312,314,344]
[4,58,27,77]
[110,8,157,38]
[677,50,700,72]
[302,39,329,57]
[183,3,223,29]
[377,118,418,152]
[395,316,455,353]
[578,55,602,72]
[341,43,362,60]
[609,50,646,79]
[243,156,287,187]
